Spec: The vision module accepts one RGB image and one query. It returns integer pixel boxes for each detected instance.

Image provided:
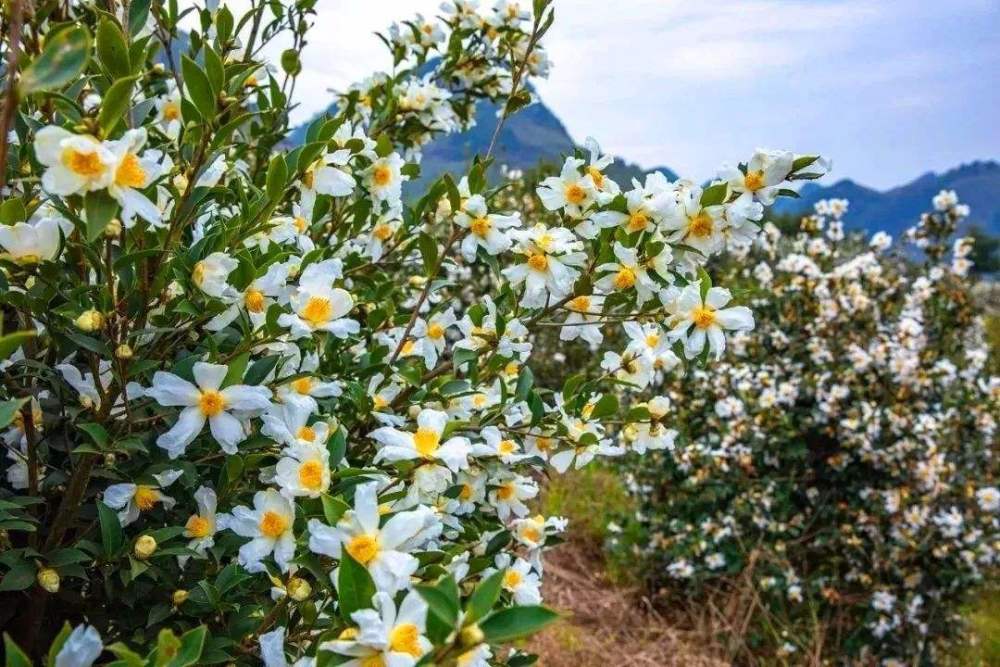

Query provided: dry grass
[526,468,729,666]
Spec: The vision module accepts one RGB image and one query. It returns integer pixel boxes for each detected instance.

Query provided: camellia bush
[613,193,999,663]
[0,0,824,665]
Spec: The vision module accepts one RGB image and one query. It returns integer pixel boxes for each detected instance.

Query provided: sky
[236,0,1000,190]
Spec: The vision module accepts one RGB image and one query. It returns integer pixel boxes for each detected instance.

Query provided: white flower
[370,408,471,472]
[398,308,457,368]
[719,148,794,206]
[308,482,436,593]
[259,626,316,667]
[263,402,331,449]
[301,148,356,201]
[181,486,218,565]
[488,473,537,520]
[471,426,529,463]
[106,128,166,226]
[54,624,103,667]
[536,157,597,218]
[278,259,359,339]
[661,185,726,256]
[274,442,331,499]
[228,489,296,573]
[321,589,431,665]
[0,216,70,265]
[207,260,290,332]
[365,153,407,207]
[34,126,116,195]
[496,555,542,604]
[455,194,521,261]
[595,242,658,303]
[977,487,1000,512]
[154,80,183,140]
[560,294,604,345]
[666,285,754,359]
[192,252,239,299]
[502,224,585,308]
[103,469,182,526]
[146,361,273,458]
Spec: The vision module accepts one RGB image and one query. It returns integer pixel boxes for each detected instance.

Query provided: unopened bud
[75,309,105,332]
[104,218,122,238]
[134,535,158,560]
[287,577,312,601]
[460,623,484,647]
[172,589,189,606]
[115,343,134,359]
[153,63,166,74]
[172,173,189,191]
[103,452,116,466]
[37,567,60,593]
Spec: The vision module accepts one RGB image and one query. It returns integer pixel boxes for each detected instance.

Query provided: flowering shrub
[0,0,820,664]
[613,193,999,662]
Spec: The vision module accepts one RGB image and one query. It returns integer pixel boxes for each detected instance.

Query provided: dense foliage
[614,193,999,663]
[0,1,823,665]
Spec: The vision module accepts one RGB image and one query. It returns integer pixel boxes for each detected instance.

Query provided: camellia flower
[398,308,457,368]
[54,624,103,667]
[279,259,359,339]
[308,482,436,593]
[0,216,71,265]
[536,156,597,218]
[300,149,356,202]
[34,126,116,195]
[207,260,291,332]
[274,442,332,499]
[666,284,755,359]
[259,626,316,667]
[106,128,166,225]
[320,590,431,665]
[502,224,586,308]
[365,153,407,207]
[146,361,273,458]
[719,148,794,206]
[153,80,183,140]
[454,194,521,261]
[595,242,659,304]
[180,485,218,566]
[661,184,726,256]
[370,408,471,472]
[492,555,542,604]
[559,293,604,345]
[192,251,239,299]
[488,472,538,521]
[103,469,182,526]
[227,488,296,573]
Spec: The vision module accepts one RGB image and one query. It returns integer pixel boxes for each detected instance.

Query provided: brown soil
[526,540,730,667]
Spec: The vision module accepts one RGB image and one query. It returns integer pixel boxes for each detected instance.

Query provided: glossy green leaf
[20,25,92,94]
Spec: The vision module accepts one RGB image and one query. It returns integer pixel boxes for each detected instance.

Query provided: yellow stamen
[388,623,423,657]
[296,426,317,442]
[470,217,491,237]
[503,569,523,588]
[372,165,392,187]
[346,534,379,564]
[688,212,714,238]
[743,169,765,191]
[115,153,147,188]
[291,377,313,395]
[527,253,548,272]
[259,510,288,538]
[186,514,211,538]
[62,147,104,177]
[244,288,266,313]
[134,486,159,511]
[198,390,225,417]
[692,306,717,329]
[413,427,440,457]
[613,267,636,290]
[301,296,333,326]
[298,459,324,490]
[564,183,586,205]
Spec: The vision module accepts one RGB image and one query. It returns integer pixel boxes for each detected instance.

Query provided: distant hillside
[771,161,1000,236]
[288,95,675,194]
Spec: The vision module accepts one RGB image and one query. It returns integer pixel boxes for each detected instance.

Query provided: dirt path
[526,540,729,666]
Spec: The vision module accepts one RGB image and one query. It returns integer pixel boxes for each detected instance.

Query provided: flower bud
[103,452,116,466]
[172,173,189,191]
[104,218,122,238]
[172,589,189,606]
[287,577,312,601]
[134,535,158,560]
[75,310,105,332]
[460,623,484,647]
[37,567,60,593]
[115,343,134,360]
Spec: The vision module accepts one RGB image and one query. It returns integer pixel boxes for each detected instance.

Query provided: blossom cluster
[613,193,998,662]
[0,0,818,664]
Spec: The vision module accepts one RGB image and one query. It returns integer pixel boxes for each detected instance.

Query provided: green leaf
[128,0,153,38]
[167,626,207,667]
[589,393,619,420]
[181,55,216,121]
[203,46,224,96]
[244,355,279,385]
[0,559,35,592]
[442,174,462,213]
[0,399,27,430]
[78,423,109,449]
[699,182,729,207]
[321,495,349,526]
[47,622,74,667]
[0,199,26,224]
[374,134,393,158]
[3,633,32,667]
[83,190,118,242]
[337,552,376,621]
[0,331,34,360]
[154,629,181,667]
[97,75,139,135]
[417,232,438,276]
[266,154,288,201]
[417,576,460,643]
[479,605,559,643]
[107,642,146,667]
[515,367,534,401]
[20,25,92,94]
[97,501,124,558]
[96,18,131,79]
[466,569,505,623]
[221,352,249,388]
